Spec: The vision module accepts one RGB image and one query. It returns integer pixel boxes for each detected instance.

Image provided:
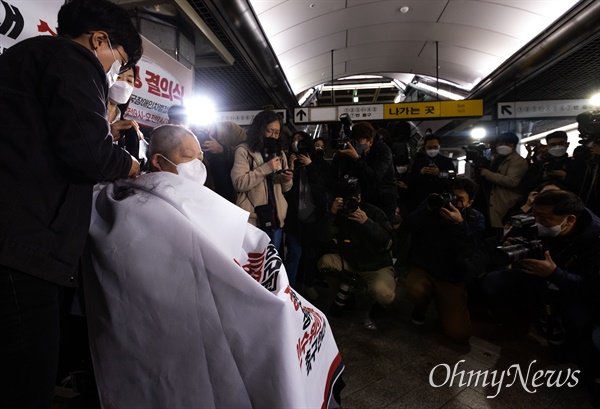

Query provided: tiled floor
[308,276,598,409]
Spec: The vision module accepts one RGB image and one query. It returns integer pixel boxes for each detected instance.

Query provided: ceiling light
[399,6,410,13]
[298,88,315,105]
[590,93,600,106]
[323,82,396,91]
[410,82,465,100]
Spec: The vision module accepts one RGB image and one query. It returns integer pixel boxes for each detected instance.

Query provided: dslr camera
[342,197,359,215]
[577,111,600,145]
[426,192,457,212]
[331,137,351,150]
[496,214,544,264]
[463,143,491,169]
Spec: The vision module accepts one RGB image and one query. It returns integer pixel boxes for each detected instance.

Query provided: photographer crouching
[402,178,485,343]
[317,179,396,328]
[483,190,600,386]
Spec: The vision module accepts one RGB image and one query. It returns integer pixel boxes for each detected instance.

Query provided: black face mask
[263,137,281,156]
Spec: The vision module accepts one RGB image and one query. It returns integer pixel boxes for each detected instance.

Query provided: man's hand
[439,202,463,223]
[338,142,359,160]
[420,164,439,176]
[330,197,344,215]
[519,251,557,277]
[347,207,368,224]
[480,168,490,177]
[201,135,224,154]
[110,120,136,142]
[128,156,140,178]
[396,180,408,189]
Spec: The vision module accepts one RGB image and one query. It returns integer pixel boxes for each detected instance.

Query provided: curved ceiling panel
[249,0,579,95]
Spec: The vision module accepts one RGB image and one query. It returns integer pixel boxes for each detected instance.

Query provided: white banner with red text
[84,172,343,409]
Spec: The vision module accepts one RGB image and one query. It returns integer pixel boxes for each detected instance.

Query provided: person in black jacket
[483,190,600,382]
[284,131,330,295]
[0,1,142,406]
[331,121,397,221]
[317,180,396,317]
[402,177,485,343]
[407,133,456,210]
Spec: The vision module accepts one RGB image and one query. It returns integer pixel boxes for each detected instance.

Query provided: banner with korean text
[0,0,193,128]
[85,172,343,408]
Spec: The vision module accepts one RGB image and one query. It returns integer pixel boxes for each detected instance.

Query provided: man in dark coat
[0,0,142,406]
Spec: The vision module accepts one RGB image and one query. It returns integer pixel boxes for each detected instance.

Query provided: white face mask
[396,165,408,174]
[160,155,207,186]
[496,145,513,156]
[108,81,134,104]
[548,145,567,157]
[536,218,567,237]
[426,149,439,158]
[105,38,121,88]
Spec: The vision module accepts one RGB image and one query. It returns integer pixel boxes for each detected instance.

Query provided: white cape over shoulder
[84,172,343,409]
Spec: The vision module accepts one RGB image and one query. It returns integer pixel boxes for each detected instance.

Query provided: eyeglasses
[265,128,280,137]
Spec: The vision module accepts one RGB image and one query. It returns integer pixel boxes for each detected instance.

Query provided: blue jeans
[266,228,283,252]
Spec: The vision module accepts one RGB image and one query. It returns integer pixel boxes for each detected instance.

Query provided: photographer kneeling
[483,190,600,380]
[317,180,396,325]
[403,178,485,343]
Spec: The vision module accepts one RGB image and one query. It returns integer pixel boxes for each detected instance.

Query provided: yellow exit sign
[384,99,483,119]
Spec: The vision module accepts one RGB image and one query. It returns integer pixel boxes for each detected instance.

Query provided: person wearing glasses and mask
[407,133,456,211]
[0,0,142,406]
[479,132,529,231]
[231,110,293,250]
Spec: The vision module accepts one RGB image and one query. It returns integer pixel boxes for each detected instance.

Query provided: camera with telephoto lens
[426,192,457,211]
[496,214,544,264]
[577,111,600,145]
[463,143,491,169]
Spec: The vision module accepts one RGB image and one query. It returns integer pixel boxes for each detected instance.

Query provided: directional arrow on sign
[501,105,512,116]
[296,109,307,121]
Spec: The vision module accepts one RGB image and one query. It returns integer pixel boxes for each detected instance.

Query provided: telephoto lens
[329,272,362,317]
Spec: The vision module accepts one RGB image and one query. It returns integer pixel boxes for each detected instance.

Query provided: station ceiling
[150,0,600,146]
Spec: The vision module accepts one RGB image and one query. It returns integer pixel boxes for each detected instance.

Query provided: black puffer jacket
[0,36,132,286]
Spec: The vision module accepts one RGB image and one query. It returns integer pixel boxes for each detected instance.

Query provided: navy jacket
[0,36,132,286]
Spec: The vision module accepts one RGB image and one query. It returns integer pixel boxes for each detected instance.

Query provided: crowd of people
[1,0,599,406]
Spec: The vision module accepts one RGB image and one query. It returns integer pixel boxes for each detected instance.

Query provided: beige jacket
[483,151,529,228]
[231,143,293,228]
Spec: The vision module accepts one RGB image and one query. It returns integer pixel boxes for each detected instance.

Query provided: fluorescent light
[410,82,464,100]
[339,75,383,81]
[323,82,396,91]
[298,88,315,105]
[590,93,600,107]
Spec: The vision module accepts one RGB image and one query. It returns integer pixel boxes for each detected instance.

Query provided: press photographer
[573,111,600,215]
[483,190,600,382]
[331,121,397,221]
[317,179,396,327]
[402,177,485,343]
[407,133,456,211]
